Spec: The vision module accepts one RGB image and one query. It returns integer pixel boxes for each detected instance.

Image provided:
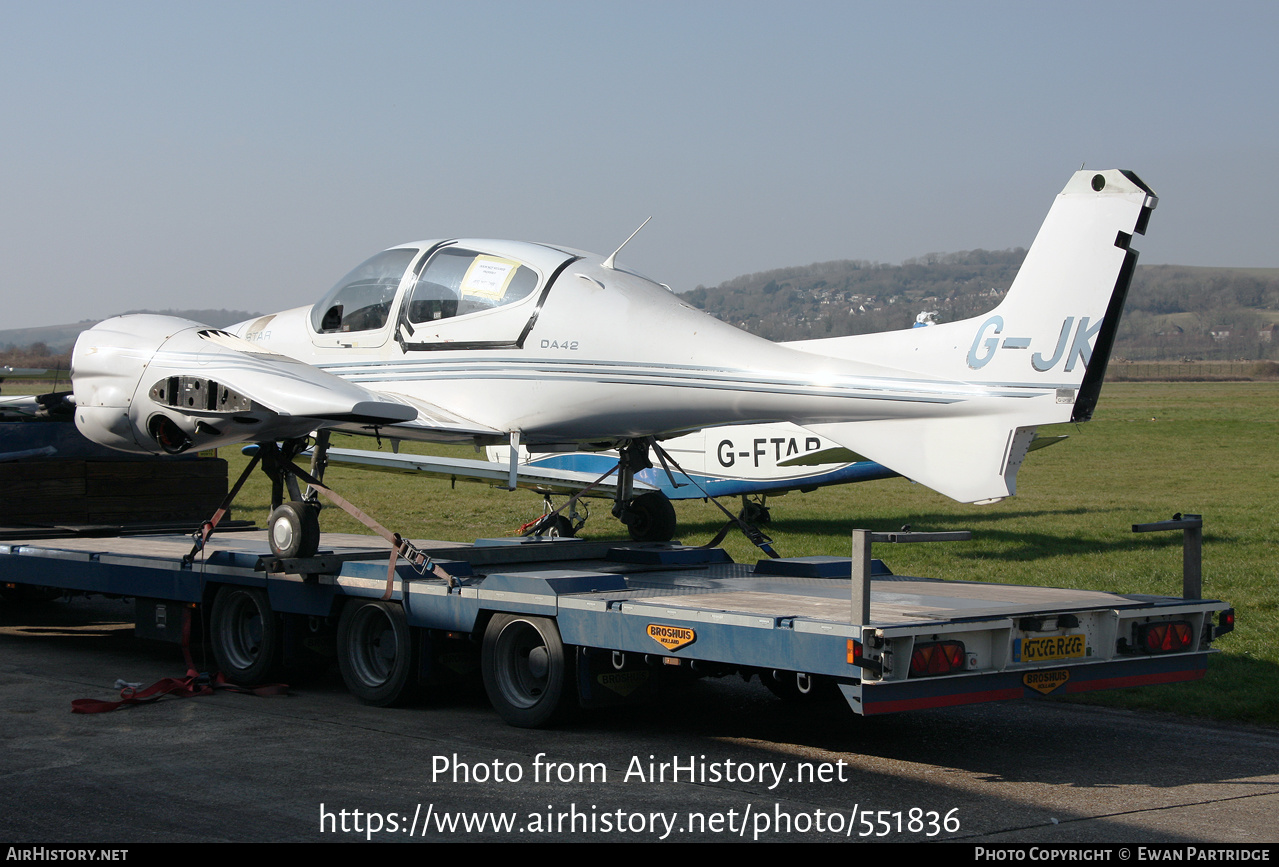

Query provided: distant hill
[0,309,261,354]
[681,253,1279,361]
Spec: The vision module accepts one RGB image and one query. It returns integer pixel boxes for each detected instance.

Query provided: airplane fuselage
[232,241,1050,447]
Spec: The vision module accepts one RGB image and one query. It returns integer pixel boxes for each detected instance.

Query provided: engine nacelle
[72,315,292,455]
[72,314,416,456]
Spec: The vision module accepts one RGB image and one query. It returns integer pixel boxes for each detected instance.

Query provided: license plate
[1016,634,1085,663]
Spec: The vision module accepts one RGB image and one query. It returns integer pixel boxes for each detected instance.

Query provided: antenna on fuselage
[601,216,652,270]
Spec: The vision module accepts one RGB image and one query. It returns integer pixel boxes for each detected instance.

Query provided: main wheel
[210,586,282,684]
[268,501,320,559]
[537,514,576,538]
[337,600,420,707]
[623,491,677,542]
[481,614,575,727]
[739,499,772,526]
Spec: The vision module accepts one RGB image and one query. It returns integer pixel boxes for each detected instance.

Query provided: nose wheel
[268,500,321,559]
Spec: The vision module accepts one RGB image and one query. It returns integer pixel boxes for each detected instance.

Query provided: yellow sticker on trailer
[1017,634,1085,663]
[647,624,695,651]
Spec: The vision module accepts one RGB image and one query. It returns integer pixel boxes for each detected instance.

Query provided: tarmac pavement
[2,595,1276,845]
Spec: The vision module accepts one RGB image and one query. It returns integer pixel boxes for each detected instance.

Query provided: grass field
[207,382,1279,727]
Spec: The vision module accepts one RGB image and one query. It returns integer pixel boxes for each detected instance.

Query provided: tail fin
[797,169,1157,503]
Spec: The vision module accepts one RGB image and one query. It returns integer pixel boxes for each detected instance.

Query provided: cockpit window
[405,248,539,324]
[311,248,417,334]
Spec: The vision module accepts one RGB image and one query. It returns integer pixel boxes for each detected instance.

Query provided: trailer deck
[0,526,1233,727]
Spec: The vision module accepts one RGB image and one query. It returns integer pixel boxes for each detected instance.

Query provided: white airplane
[70,169,1156,556]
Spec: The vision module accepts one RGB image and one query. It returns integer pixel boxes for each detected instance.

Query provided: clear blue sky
[1,1,1275,329]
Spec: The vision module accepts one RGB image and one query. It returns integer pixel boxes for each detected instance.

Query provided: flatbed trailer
[0,523,1234,727]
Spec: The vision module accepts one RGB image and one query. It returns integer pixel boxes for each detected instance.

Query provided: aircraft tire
[530,514,575,538]
[210,586,283,685]
[337,600,420,707]
[481,613,576,728]
[268,501,321,559]
[624,491,677,542]
[739,500,772,526]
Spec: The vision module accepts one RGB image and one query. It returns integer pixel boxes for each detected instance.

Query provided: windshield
[311,247,417,333]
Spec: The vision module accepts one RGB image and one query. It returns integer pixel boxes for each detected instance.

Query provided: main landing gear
[524,438,679,543]
[611,439,677,543]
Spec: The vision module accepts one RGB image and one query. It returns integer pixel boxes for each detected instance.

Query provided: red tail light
[1215,609,1235,638]
[1136,621,1193,653]
[910,641,966,677]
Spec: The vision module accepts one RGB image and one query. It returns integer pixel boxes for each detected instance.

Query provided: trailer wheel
[624,491,677,542]
[268,501,320,559]
[210,586,282,684]
[481,614,575,727]
[337,600,419,707]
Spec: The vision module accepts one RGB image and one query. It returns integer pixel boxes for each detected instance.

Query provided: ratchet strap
[648,440,779,558]
[183,450,262,565]
[280,459,456,599]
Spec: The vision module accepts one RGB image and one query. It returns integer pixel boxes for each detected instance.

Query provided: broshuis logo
[647,624,695,651]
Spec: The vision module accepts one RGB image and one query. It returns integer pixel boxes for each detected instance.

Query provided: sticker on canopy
[460,256,519,301]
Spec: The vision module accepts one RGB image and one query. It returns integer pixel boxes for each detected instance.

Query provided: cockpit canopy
[310,241,573,337]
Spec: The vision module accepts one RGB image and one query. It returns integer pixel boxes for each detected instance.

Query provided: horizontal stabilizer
[806,418,1038,503]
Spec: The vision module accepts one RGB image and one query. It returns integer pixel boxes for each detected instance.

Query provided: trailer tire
[625,491,677,542]
[337,600,420,707]
[210,586,282,684]
[268,501,320,559]
[482,614,575,728]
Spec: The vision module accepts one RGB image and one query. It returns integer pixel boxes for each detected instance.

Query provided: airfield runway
[2,596,1275,845]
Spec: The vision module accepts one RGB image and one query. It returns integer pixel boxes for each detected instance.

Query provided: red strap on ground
[71,671,289,713]
[71,604,287,713]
